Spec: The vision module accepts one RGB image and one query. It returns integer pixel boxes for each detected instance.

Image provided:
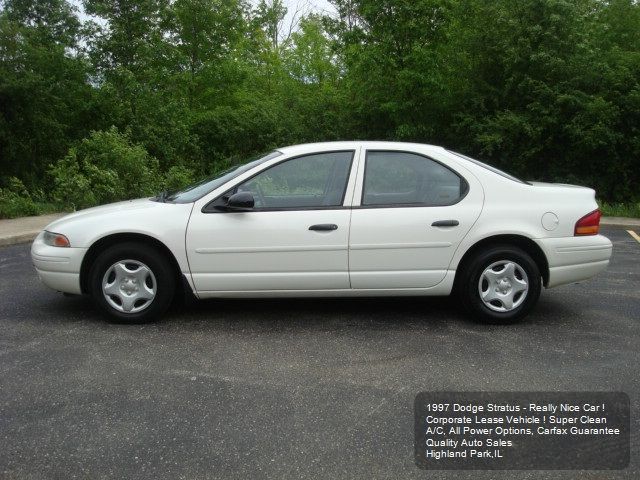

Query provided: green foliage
[49,127,161,209]
[164,164,195,192]
[0,177,40,217]
[0,176,62,218]
[1,0,640,217]
[599,202,640,219]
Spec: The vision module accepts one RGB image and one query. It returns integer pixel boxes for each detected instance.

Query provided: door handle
[309,224,338,231]
[431,220,459,227]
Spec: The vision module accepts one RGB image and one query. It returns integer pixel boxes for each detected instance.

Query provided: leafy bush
[164,165,196,192]
[50,127,162,209]
[0,177,41,218]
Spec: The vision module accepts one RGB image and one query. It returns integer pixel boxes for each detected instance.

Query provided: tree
[2,0,640,214]
[0,0,92,187]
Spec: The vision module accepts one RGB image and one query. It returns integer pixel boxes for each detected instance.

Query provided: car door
[348,149,483,289]
[186,150,357,295]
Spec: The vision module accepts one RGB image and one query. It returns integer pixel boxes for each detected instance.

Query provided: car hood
[45,198,161,231]
[43,197,194,248]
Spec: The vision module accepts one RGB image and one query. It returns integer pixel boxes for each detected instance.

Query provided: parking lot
[1,226,638,479]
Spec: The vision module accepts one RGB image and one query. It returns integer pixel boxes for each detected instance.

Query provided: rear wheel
[458,245,541,324]
[89,242,175,323]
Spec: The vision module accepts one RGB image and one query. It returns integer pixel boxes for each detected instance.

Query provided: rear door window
[362,151,467,206]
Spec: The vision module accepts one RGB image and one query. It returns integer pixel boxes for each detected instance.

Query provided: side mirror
[225,191,254,211]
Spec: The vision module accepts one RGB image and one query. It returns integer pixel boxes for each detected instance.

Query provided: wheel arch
[80,233,191,298]
[454,234,550,288]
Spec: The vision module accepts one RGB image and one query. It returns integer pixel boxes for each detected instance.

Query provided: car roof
[276,141,447,156]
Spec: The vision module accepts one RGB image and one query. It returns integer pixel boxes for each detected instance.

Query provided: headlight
[43,231,70,247]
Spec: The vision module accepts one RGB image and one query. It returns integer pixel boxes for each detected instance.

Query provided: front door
[349,150,483,289]
[186,151,356,294]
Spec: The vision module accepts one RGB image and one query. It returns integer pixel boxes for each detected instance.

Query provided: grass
[599,202,640,219]
[0,201,63,220]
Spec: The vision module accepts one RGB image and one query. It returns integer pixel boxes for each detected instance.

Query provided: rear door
[348,149,483,289]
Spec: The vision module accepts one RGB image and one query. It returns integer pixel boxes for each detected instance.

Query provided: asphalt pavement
[0,226,638,479]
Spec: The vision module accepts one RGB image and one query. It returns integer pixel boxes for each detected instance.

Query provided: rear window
[448,150,530,185]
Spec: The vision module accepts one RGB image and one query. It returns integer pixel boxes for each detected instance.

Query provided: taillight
[574,209,601,236]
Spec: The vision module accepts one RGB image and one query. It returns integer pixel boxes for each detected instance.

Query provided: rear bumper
[534,234,613,288]
[31,232,87,294]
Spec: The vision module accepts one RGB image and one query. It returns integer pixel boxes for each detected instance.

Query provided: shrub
[164,165,196,192]
[0,177,41,218]
[50,127,162,210]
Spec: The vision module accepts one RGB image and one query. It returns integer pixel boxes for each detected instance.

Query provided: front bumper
[534,234,613,288]
[31,232,87,294]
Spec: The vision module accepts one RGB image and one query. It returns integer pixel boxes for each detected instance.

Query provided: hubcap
[102,259,156,313]
[478,260,529,313]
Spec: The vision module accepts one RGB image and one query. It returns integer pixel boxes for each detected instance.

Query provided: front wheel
[458,245,541,324]
[89,242,175,323]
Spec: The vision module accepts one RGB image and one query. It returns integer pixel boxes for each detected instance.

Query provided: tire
[458,245,541,324]
[89,242,175,323]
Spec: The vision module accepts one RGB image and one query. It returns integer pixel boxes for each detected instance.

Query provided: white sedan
[31,141,612,323]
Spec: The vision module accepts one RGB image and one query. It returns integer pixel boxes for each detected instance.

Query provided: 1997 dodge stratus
[31,142,612,324]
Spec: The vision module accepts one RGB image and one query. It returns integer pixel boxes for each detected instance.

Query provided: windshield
[163,151,283,203]
[447,150,530,185]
